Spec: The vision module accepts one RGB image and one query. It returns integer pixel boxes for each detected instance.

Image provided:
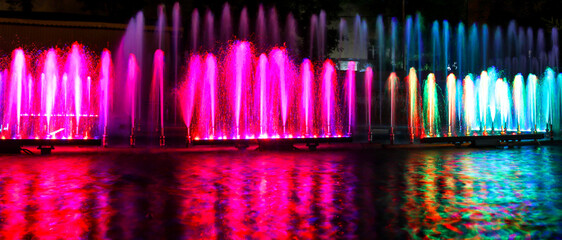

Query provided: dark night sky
[1,0,561,30]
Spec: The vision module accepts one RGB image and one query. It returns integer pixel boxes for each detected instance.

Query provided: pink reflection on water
[173,152,357,238]
[178,157,218,238]
[0,150,360,238]
[1,165,27,238]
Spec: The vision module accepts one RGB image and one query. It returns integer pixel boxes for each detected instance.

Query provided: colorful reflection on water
[401,147,562,239]
[0,146,560,239]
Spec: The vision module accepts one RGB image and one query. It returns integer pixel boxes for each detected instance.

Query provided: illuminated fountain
[478,71,489,134]
[423,73,439,137]
[365,67,373,142]
[388,73,398,144]
[2,2,558,150]
[151,49,166,146]
[179,42,352,143]
[110,3,347,148]
[117,2,560,147]
[174,3,352,147]
[301,59,314,137]
[513,74,525,133]
[377,14,561,145]
[406,68,419,143]
[446,73,456,137]
[463,75,476,136]
[403,68,560,140]
[0,43,109,142]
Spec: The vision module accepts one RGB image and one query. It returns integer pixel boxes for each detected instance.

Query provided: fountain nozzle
[102,126,108,147]
[159,135,165,147]
[130,127,135,147]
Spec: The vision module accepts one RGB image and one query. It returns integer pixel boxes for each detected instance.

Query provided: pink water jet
[446,73,456,136]
[226,42,253,138]
[204,54,217,137]
[388,72,398,143]
[100,50,112,146]
[180,55,201,142]
[365,67,373,141]
[66,44,86,136]
[269,47,291,135]
[463,75,475,135]
[301,59,314,136]
[257,54,268,136]
[406,68,419,142]
[127,54,139,145]
[9,49,26,138]
[346,61,356,135]
[151,49,165,146]
[321,59,336,136]
[178,41,351,141]
[0,44,106,140]
[41,49,58,136]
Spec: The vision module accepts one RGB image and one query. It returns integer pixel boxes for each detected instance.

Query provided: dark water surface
[0,145,561,239]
